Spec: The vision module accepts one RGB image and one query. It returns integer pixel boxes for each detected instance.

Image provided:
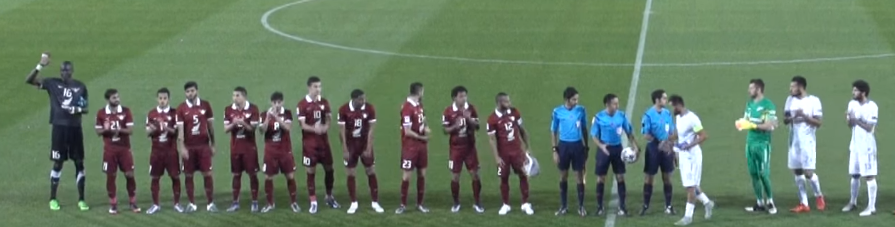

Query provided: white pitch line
[606,0,653,226]
[261,0,895,68]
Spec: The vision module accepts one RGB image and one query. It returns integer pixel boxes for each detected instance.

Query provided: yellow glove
[735,118,757,131]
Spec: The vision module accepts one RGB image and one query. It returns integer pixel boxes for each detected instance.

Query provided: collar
[406,97,419,107]
[452,102,469,112]
[156,106,170,113]
[105,104,123,114]
[348,101,366,111]
[231,101,251,110]
[186,97,201,108]
[494,108,512,117]
[305,95,321,102]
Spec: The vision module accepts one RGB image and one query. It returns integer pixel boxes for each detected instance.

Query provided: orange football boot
[790,204,810,213]
[816,196,826,211]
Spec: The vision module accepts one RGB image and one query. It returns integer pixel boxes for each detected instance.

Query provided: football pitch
[2,0,895,226]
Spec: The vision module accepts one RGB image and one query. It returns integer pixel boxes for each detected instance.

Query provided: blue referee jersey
[641,107,674,141]
[591,110,632,146]
[551,105,587,142]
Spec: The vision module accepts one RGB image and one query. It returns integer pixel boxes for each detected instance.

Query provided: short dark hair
[350,89,364,99]
[270,91,284,101]
[669,94,685,106]
[495,92,508,103]
[603,93,617,105]
[853,80,870,97]
[157,87,170,96]
[410,82,424,95]
[184,81,198,90]
[234,86,247,96]
[104,88,118,100]
[563,87,578,100]
[792,76,807,89]
[651,89,665,104]
[451,86,467,98]
[62,61,74,68]
[750,79,765,92]
[307,76,321,86]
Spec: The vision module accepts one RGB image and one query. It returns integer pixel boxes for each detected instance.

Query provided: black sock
[559,181,568,208]
[663,183,673,207]
[576,183,585,208]
[50,177,60,200]
[596,182,605,208]
[618,181,627,209]
[77,171,86,201]
[643,184,653,208]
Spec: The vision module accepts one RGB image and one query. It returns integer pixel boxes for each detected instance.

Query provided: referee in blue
[591,93,639,216]
[550,87,589,216]
[639,89,678,216]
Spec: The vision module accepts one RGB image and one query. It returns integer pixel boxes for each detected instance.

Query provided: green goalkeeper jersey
[744,97,776,144]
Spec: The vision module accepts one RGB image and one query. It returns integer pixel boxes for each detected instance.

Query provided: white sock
[767,198,774,205]
[685,202,695,218]
[696,193,710,205]
[795,175,808,205]
[866,179,877,210]
[808,174,822,196]
[849,177,860,205]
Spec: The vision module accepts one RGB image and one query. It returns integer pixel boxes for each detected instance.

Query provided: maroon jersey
[442,102,478,148]
[95,105,134,150]
[486,108,524,155]
[261,108,293,153]
[146,106,177,152]
[401,98,427,148]
[338,101,377,144]
[224,102,261,153]
[175,98,214,147]
[297,95,331,145]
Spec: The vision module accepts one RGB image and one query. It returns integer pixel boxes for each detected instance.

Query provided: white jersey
[847,100,878,177]
[675,110,703,187]
[784,95,822,143]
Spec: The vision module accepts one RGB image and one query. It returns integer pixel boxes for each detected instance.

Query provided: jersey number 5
[191,115,201,135]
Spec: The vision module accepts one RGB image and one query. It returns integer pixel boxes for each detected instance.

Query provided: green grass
[1,0,894,226]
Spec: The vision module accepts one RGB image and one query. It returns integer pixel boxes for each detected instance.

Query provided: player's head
[651,89,667,107]
[59,61,74,81]
[157,87,170,107]
[451,86,468,106]
[563,87,579,107]
[307,76,322,97]
[790,76,807,97]
[495,92,511,111]
[233,86,247,105]
[852,80,870,101]
[669,94,685,115]
[270,91,284,109]
[350,89,366,108]
[410,82,425,99]
[183,81,199,101]
[749,78,765,98]
[603,93,619,113]
[105,88,120,107]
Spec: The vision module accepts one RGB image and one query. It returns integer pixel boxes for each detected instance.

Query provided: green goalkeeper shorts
[746,141,771,175]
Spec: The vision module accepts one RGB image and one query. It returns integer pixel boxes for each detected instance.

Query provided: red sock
[264,179,274,205]
[450,180,460,204]
[368,174,379,202]
[400,180,409,206]
[472,178,482,204]
[520,175,530,203]
[347,175,357,202]
[307,173,316,201]
[249,174,259,201]
[416,176,426,205]
[151,178,160,205]
[324,170,334,196]
[287,178,297,204]
[232,175,242,202]
[203,176,214,204]
[185,176,195,203]
[125,176,137,201]
[500,176,510,204]
[106,174,117,202]
[171,176,182,204]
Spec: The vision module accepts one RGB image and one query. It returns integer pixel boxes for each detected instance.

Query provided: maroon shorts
[263,151,296,175]
[230,148,259,174]
[302,142,333,167]
[183,145,213,173]
[103,148,135,174]
[498,152,525,178]
[400,147,428,170]
[149,149,181,176]
[449,146,479,173]
[345,142,374,168]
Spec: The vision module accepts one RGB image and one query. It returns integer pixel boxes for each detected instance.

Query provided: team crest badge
[118,115,125,120]
[510,116,515,121]
[363,113,367,119]
[244,113,252,118]
[319,105,326,110]
[616,127,623,135]
[200,110,206,115]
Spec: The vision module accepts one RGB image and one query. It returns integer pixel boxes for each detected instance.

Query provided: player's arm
[223,110,239,133]
[145,117,157,135]
[468,107,480,130]
[641,113,654,142]
[801,99,822,128]
[579,107,588,148]
[550,110,559,151]
[486,120,501,162]
[401,112,427,140]
[297,105,319,132]
[756,107,778,131]
[854,105,877,133]
[244,107,260,131]
[25,53,50,87]
[783,96,793,125]
[116,111,134,135]
[683,119,707,150]
[337,111,348,147]
[95,113,109,136]
[206,112,216,146]
[365,108,377,152]
[278,112,293,132]
[517,119,530,151]
[175,111,186,149]
[259,112,270,133]
[623,114,640,152]
[441,113,460,134]
[590,116,606,151]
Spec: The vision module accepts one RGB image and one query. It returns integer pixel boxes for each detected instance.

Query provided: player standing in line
[488,92,534,215]
[442,86,484,213]
[667,95,714,226]
[841,80,878,216]
[591,93,639,216]
[259,92,301,213]
[25,53,90,211]
[95,89,139,214]
[297,76,340,213]
[224,87,261,212]
[739,79,778,214]
[640,89,677,216]
[145,88,183,214]
[175,81,218,212]
[783,76,825,213]
[396,82,431,214]
[550,87,589,216]
[337,89,384,214]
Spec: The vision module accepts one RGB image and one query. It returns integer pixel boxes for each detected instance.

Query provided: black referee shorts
[50,125,84,162]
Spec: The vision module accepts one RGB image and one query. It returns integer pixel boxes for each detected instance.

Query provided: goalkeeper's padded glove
[735,118,757,131]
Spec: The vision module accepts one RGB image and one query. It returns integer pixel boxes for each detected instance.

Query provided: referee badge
[616,127,623,135]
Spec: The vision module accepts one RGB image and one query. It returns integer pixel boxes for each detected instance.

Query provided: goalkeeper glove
[735,118,757,131]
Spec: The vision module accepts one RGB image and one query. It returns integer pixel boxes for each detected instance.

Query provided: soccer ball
[621,147,637,164]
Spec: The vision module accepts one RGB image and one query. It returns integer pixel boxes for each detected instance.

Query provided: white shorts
[849,148,878,177]
[678,149,702,187]
[788,139,816,170]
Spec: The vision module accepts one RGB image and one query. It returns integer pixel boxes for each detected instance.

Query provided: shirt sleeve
[622,112,634,134]
[204,105,214,121]
[579,107,588,128]
[125,110,134,127]
[95,112,104,129]
[514,109,523,125]
[324,101,332,116]
[470,106,479,122]
[784,96,792,112]
[251,107,261,125]
[368,105,377,123]
[765,101,778,122]
[550,109,559,132]
[284,110,294,123]
[38,78,54,90]
[641,112,651,135]
[812,97,823,118]
[867,103,878,125]
[589,115,599,138]
[442,108,451,126]
[223,108,232,125]
[692,115,704,133]
[401,106,413,127]
[296,102,306,120]
[337,107,346,125]
[486,117,497,135]
[175,108,184,125]
[667,111,676,134]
